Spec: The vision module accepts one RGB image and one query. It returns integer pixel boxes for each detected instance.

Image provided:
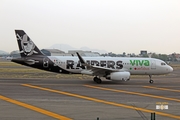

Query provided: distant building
[41,49,100,57]
[174,54,180,61]
[41,49,68,56]
[68,50,100,57]
[10,49,101,57]
[10,50,20,58]
[140,50,147,55]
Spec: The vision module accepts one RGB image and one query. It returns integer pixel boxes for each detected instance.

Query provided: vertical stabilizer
[15,30,44,57]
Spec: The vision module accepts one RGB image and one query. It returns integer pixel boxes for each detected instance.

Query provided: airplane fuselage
[12,56,173,75]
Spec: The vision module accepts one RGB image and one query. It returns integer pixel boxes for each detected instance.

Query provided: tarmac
[0,75,180,120]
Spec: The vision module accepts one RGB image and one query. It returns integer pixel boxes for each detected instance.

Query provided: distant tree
[142,54,148,58]
[123,52,126,57]
[171,53,177,62]
[151,53,159,59]
[100,52,171,60]
[151,53,169,61]
[158,54,168,61]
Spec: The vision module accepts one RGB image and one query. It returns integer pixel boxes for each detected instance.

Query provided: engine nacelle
[106,72,130,81]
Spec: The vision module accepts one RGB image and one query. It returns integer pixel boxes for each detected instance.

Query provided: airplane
[11,30,173,84]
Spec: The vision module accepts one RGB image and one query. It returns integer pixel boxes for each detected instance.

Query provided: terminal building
[41,49,100,56]
[41,49,67,56]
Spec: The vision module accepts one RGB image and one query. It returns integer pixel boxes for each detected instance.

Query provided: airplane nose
[169,66,173,72]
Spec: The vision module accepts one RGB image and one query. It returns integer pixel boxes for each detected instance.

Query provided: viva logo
[130,60,150,66]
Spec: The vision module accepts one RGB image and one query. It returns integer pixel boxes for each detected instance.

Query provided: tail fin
[15,30,44,57]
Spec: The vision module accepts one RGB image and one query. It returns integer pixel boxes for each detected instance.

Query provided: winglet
[76,52,91,69]
[76,52,86,64]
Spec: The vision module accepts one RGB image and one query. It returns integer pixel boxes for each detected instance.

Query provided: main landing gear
[93,76,102,84]
[149,75,154,84]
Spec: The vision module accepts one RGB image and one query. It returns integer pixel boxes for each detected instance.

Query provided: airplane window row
[123,63,130,65]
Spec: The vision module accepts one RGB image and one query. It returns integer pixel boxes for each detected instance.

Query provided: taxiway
[0,76,180,120]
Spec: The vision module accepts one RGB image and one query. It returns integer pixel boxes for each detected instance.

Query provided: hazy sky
[1,0,180,54]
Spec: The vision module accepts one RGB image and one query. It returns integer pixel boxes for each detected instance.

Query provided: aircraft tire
[96,78,102,84]
[93,77,102,84]
[93,77,97,82]
[149,80,154,84]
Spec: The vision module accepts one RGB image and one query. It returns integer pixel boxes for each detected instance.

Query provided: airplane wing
[90,66,122,76]
[76,52,124,77]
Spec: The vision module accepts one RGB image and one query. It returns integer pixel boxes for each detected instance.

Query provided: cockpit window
[161,62,166,65]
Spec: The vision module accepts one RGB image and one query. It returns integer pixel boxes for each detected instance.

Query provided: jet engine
[106,71,130,81]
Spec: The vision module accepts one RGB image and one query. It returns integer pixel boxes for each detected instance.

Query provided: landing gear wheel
[93,77,97,82]
[93,77,102,84]
[149,75,154,84]
[149,80,154,84]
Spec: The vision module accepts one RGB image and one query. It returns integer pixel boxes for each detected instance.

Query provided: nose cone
[169,66,173,73]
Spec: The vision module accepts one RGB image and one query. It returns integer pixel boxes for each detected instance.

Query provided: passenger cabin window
[161,63,166,65]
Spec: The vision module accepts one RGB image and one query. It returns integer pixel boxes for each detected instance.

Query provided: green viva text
[130,60,150,66]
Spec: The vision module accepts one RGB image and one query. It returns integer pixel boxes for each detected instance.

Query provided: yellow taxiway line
[0,95,72,120]
[85,85,180,102]
[22,84,180,119]
[143,86,180,92]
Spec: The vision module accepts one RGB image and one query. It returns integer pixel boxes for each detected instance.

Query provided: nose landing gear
[149,75,154,84]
